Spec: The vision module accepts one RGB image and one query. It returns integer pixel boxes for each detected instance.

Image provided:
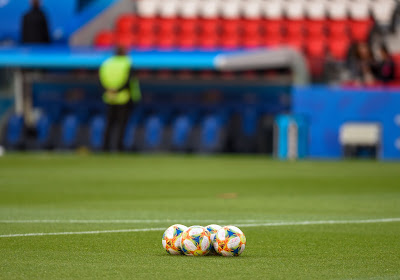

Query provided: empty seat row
[135,0,397,24]
[95,15,372,61]
[112,15,372,37]
[3,108,273,153]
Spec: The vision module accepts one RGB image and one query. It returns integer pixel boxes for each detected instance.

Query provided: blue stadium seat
[123,111,143,151]
[36,114,52,148]
[171,116,192,151]
[61,115,79,148]
[89,115,105,150]
[5,114,24,149]
[198,115,224,153]
[143,115,163,150]
[242,108,259,136]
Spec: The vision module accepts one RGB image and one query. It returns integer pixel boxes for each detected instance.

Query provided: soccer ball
[162,224,188,255]
[213,225,246,257]
[205,224,222,254]
[180,226,212,256]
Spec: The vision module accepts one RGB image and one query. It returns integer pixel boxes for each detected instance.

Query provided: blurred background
[0,0,399,160]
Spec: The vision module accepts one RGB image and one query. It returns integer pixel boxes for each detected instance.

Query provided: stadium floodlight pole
[214,48,310,85]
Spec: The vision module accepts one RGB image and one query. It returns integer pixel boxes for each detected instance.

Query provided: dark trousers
[103,102,132,151]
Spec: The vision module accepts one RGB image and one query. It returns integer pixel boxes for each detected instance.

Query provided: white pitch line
[1,218,400,238]
[0,219,261,224]
[0,227,166,238]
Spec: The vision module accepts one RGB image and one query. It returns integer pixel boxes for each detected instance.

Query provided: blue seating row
[3,107,269,153]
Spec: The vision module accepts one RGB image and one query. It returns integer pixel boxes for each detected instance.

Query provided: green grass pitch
[1,154,400,279]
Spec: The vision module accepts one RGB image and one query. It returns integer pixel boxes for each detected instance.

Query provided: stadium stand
[1,0,400,157]
[91,0,398,76]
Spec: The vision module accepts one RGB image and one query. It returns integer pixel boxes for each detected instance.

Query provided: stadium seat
[243,0,262,19]
[284,0,305,20]
[116,14,137,34]
[306,20,326,37]
[348,0,370,20]
[158,18,178,35]
[36,114,52,149]
[221,19,242,36]
[305,0,326,20]
[371,0,397,26]
[198,115,224,152]
[327,0,349,20]
[200,18,220,35]
[171,116,192,151]
[263,33,284,47]
[243,19,262,36]
[159,0,179,18]
[115,32,135,48]
[328,36,350,60]
[89,116,105,151]
[283,35,304,51]
[199,0,220,18]
[199,33,220,49]
[262,0,283,19]
[94,30,114,47]
[143,116,163,150]
[61,115,79,149]
[179,18,199,35]
[137,0,159,17]
[221,33,240,49]
[123,109,144,151]
[5,114,24,149]
[350,20,373,42]
[179,0,199,18]
[220,0,241,19]
[138,17,157,34]
[243,34,263,48]
[137,34,155,49]
[306,37,327,58]
[328,20,349,37]
[264,20,283,37]
[286,20,305,37]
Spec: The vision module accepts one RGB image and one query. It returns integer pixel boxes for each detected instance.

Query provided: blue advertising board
[293,86,400,160]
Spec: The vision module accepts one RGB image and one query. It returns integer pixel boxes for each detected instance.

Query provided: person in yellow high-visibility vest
[99,46,141,151]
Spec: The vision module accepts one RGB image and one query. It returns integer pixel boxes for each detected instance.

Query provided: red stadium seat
[94,30,114,47]
[158,18,178,35]
[306,38,326,58]
[263,34,283,47]
[243,19,262,36]
[116,14,137,34]
[328,20,349,37]
[199,33,220,49]
[158,33,177,49]
[328,36,350,60]
[263,20,283,37]
[283,35,304,51]
[242,34,263,48]
[179,18,199,35]
[200,18,221,35]
[137,34,155,49]
[221,33,240,49]
[350,20,373,42]
[138,17,158,34]
[222,19,242,36]
[115,32,136,48]
[285,20,304,37]
[306,20,326,37]
[178,31,198,50]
